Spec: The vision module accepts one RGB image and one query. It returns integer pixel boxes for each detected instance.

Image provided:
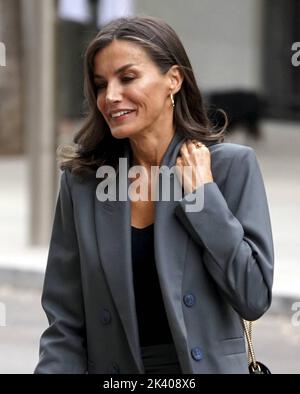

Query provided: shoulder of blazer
[208,142,259,188]
[209,141,255,161]
[61,167,96,192]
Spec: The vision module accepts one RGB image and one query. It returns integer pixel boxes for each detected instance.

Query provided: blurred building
[0,0,23,154]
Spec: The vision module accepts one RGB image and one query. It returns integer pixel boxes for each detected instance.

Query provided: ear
[167,65,183,95]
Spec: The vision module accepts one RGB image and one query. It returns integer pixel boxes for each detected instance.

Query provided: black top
[131,224,173,347]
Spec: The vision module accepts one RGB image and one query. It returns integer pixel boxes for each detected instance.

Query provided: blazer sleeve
[174,147,274,321]
[34,170,87,374]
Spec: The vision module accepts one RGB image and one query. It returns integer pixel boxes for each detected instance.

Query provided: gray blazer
[34,131,274,374]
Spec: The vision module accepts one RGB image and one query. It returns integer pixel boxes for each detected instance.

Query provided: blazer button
[108,362,120,374]
[183,293,196,307]
[101,308,111,325]
[191,346,203,361]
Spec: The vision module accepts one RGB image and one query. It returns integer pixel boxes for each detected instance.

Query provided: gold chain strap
[242,319,260,372]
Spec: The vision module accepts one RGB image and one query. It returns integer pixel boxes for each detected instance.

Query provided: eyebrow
[94,63,137,80]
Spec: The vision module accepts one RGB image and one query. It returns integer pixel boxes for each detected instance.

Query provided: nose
[105,82,122,105]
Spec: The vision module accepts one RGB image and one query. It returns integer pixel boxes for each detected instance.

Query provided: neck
[129,127,176,170]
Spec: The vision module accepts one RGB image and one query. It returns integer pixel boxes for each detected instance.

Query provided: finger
[175,157,183,180]
[200,144,209,153]
[187,140,198,154]
[191,139,202,144]
[192,139,206,149]
[180,142,189,160]
[176,156,183,166]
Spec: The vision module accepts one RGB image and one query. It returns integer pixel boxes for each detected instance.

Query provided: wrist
[203,173,214,184]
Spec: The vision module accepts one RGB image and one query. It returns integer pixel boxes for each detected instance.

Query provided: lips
[108,109,136,123]
[109,109,136,119]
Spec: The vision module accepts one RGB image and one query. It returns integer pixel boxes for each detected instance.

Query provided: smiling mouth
[110,110,136,122]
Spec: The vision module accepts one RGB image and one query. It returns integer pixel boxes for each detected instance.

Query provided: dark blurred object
[57,20,97,120]
[205,90,262,140]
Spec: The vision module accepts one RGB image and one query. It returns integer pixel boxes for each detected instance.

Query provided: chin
[110,126,139,139]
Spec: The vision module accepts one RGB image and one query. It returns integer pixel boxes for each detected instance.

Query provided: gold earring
[170,93,175,108]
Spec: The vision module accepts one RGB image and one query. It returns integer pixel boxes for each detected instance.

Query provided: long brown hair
[59,16,226,177]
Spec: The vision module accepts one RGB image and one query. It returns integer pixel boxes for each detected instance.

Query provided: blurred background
[0,0,299,374]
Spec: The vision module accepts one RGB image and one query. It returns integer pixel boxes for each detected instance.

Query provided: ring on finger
[194,142,203,149]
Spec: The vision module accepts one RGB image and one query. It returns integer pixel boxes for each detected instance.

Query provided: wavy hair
[58,16,226,177]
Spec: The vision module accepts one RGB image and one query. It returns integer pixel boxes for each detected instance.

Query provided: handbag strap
[242,319,259,371]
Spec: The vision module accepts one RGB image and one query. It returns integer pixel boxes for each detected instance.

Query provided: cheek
[136,88,165,112]
[145,83,167,107]
[132,77,166,104]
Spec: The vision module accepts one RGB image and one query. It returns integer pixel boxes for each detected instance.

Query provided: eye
[121,75,135,83]
[95,83,106,92]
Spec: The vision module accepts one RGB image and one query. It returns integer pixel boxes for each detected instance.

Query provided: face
[93,40,175,139]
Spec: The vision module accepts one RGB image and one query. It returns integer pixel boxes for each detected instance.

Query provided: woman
[35,16,274,374]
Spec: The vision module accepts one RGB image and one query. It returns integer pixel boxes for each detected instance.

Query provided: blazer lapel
[94,131,196,373]
[153,131,193,369]
[94,141,144,373]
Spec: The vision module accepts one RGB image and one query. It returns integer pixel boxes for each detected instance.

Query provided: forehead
[93,40,153,75]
